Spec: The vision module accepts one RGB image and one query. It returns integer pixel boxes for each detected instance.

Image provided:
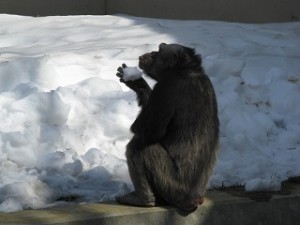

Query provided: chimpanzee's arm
[130,83,175,146]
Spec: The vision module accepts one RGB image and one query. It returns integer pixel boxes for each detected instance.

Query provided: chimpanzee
[115,43,219,213]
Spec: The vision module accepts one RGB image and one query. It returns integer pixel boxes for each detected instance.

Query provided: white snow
[122,66,143,81]
[0,14,299,212]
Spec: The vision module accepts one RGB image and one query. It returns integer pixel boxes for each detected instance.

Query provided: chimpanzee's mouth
[138,53,152,69]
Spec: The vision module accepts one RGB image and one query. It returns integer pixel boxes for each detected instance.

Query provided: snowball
[122,66,143,81]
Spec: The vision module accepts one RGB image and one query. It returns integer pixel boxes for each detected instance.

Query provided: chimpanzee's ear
[182,46,202,67]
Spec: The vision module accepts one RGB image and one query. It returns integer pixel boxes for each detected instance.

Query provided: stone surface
[0,183,299,225]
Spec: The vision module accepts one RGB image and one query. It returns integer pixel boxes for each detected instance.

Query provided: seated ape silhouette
[116,43,219,212]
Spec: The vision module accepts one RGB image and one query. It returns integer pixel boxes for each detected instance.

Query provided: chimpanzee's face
[138,43,187,81]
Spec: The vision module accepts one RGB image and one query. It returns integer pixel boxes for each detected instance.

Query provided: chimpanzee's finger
[117,67,124,73]
[116,72,123,78]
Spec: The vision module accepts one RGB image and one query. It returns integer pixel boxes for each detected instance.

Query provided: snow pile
[0,14,299,212]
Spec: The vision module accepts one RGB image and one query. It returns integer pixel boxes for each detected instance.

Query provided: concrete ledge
[0,183,299,225]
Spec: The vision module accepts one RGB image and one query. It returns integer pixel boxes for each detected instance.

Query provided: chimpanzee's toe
[116,191,156,207]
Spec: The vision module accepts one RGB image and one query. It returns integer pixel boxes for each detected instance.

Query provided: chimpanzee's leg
[116,135,203,211]
[116,135,156,206]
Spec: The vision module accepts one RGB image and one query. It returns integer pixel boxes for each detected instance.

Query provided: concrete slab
[0,183,299,225]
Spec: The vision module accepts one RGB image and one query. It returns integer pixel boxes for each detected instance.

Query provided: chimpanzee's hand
[116,64,143,82]
[116,64,136,90]
[116,63,128,83]
[116,63,145,91]
[116,63,152,106]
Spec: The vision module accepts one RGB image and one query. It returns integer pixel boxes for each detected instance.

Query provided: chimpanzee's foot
[177,195,204,213]
[116,191,156,207]
[193,195,205,206]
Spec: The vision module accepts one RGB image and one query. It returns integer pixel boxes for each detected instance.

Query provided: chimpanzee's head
[138,43,202,81]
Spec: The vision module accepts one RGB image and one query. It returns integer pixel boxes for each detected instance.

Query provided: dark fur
[117,43,219,212]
